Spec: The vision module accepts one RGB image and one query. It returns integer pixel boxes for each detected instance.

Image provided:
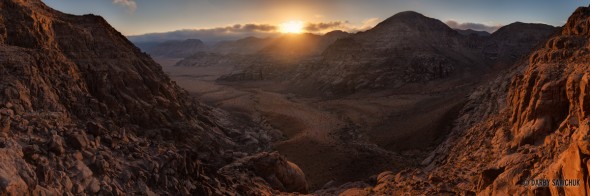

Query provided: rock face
[339,5,590,195]
[146,39,208,58]
[0,0,301,195]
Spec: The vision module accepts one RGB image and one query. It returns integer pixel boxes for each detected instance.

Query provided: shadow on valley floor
[158,59,474,190]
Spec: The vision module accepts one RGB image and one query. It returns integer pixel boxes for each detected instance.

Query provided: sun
[280,21,304,34]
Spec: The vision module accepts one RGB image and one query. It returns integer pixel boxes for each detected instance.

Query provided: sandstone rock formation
[0,0,302,195]
[336,4,590,195]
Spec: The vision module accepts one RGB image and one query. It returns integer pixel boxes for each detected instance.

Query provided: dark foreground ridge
[0,0,306,195]
[333,4,590,195]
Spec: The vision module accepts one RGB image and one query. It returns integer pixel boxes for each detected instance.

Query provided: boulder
[220,152,308,194]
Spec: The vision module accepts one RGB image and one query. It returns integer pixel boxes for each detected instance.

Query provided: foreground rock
[337,4,590,195]
[0,0,302,195]
[220,152,308,194]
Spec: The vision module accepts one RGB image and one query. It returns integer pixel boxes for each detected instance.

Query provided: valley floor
[159,59,474,190]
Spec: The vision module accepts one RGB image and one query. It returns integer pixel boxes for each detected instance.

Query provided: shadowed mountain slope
[0,0,307,195]
[336,4,590,195]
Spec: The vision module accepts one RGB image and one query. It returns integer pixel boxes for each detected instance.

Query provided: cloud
[445,20,502,33]
[128,23,280,43]
[230,24,277,32]
[322,18,380,33]
[303,19,382,33]
[128,20,383,44]
[112,0,137,12]
[304,21,347,32]
[356,18,381,31]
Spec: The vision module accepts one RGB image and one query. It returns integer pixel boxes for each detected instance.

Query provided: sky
[41,0,588,38]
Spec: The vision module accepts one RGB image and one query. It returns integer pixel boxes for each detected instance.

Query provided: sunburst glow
[280,21,304,34]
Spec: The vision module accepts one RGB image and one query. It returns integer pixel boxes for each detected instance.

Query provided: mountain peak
[392,11,425,18]
[563,6,590,35]
[377,11,427,25]
[371,11,454,33]
[324,30,349,38]
[3,0,54,13]
[491,22,557,38]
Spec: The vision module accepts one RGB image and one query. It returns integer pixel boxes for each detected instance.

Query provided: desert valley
[140,13,557,191]
[2,0,590,195]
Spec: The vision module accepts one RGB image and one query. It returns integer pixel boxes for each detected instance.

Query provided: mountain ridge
[207,10,555,97]
[0,0,308,195]
[335,4,590,195]
[145,39,207,58]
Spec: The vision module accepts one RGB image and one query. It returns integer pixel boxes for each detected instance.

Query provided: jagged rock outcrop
[0,0,302,195]
[338,5,590,195]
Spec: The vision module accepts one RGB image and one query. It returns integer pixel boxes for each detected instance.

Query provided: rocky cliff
[337,5,590,195]
[0,0,306,195]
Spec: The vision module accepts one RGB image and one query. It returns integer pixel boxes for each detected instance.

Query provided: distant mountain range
[205,11,556,96]
[139,39,208,58]
[128,28,280,45]
[138,11,556,97]
[455,29,491,36]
